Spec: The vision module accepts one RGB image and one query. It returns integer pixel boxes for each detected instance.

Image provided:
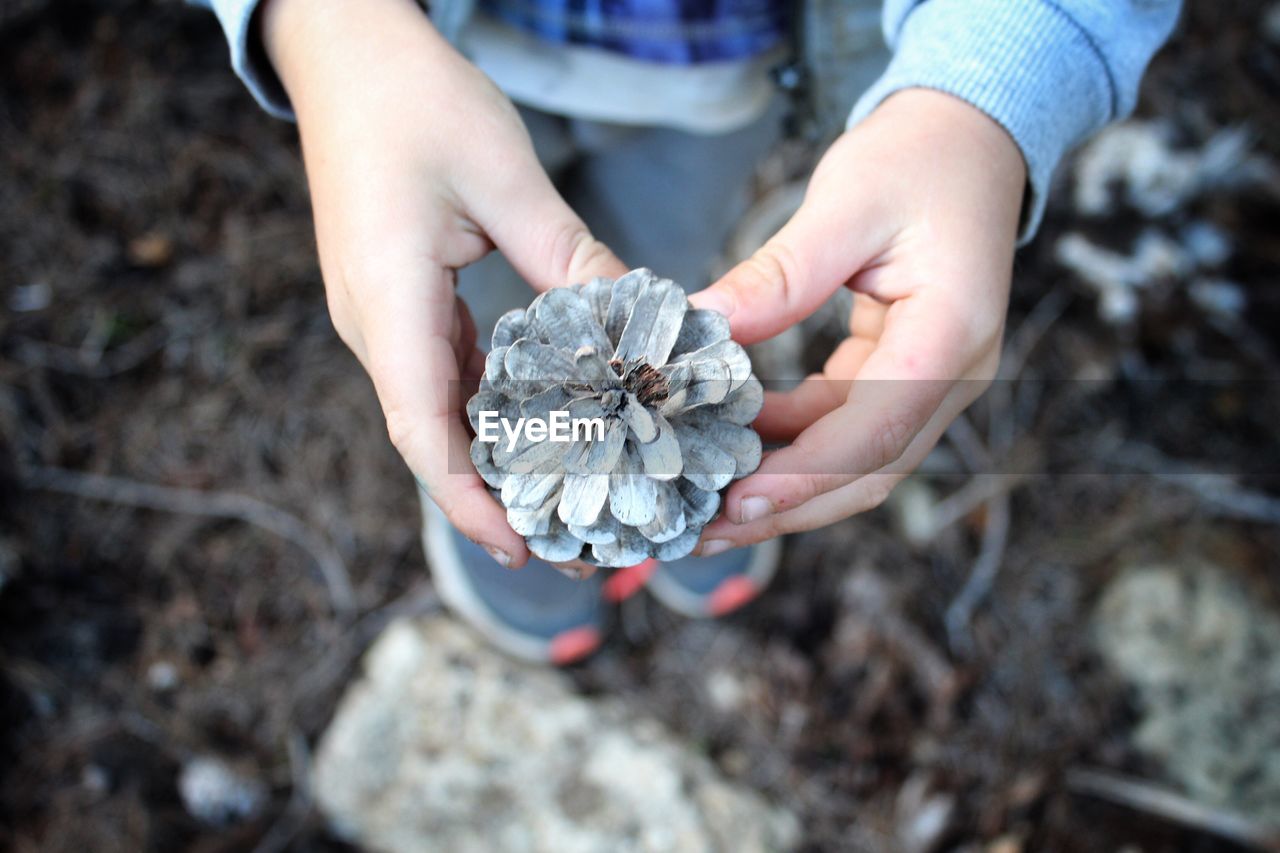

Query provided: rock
[1071,120,1264,218]
[1054,229,1191,326]
[1188,278,1247,320]
[178,756,267,826]
[984,836,1023,853]
[1181,220,1233,268]
[1093,564,1280,825]
[8,281,51,312]
[146,660,180,693]
[312,617,800,853]
[704,667,748,714]
[1056,219,1247,326]
[895,774,954,853]
[127,232,174,267]
[1265,3,1280,44]
[80,763,110,801]
[886,477,942,547]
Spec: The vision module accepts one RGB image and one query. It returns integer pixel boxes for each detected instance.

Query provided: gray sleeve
[190,0,295,120]
[848,0,1182,243]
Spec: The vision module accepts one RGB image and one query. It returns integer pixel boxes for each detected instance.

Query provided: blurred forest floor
[2,1,1280,851]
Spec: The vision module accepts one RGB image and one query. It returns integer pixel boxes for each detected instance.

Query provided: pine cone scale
[613,277,687,367]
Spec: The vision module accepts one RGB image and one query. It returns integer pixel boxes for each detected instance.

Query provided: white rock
[81,764,110,799]
[1266,3,1280,43]
[1093,564,1280,824]
[895,774,954,853]
[1055,229,1190,325]
[886,477,941,547]
[1074,122,1195,216]
[178,756,267,826]
[1189,278,1247,319]
[8,281,52,312]
[1131,229,1194,279]
[146,660,180,693]
[1182,221,1232,268]
[312,617,800,853]
[1073,120,1264,218]
[705,668,747,713]
[1057,222,1251,326]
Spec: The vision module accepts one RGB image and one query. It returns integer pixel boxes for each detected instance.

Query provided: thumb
[690,201,878,345]
[474,168,627,290]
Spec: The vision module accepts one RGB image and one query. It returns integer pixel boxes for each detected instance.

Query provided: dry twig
[944,412,992,473]
[940,289,1071,650]
[21,465,356,619]
[925,472,1029,539]
[1122,443,1280,525]
[945,490,1011,654]
[288,582,439,712]
[997,286,1073,385]
[1067,768,1280,851]
[12,329,173,379]
[252,730,313,853]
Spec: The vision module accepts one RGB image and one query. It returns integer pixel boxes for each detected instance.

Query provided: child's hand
[264,0,625,567]
[690,89,1025,554]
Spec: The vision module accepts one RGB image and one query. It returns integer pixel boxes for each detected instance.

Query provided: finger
[754,295,882,440]
[722,290,992,524]
[697,387,960,548]
[451,301,483,400]
[453,298,478,361]
[471,167,627,290]
[754,379,844,443]
[361,263,529,566]
[849,291,889,341]
[689,200,883,344]
[698,473,908,552]
[753,332,876,440]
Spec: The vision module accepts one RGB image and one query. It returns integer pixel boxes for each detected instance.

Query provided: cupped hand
[264,0,626,566]
[689,88,1026,554]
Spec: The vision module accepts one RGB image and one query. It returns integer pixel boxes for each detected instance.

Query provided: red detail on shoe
[549,626,602,665]
[602,558,658,603]
[707,576,760,617]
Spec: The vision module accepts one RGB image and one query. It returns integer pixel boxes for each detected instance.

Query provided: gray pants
[457,100,785,341]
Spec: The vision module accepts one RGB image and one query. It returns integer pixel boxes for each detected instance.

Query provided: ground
[1,1,1279,851]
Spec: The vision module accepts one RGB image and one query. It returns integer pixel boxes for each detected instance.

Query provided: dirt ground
[2,2,1279,851]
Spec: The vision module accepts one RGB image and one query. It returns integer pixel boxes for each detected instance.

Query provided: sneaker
[643,538,783,618]
[421,500,607,665]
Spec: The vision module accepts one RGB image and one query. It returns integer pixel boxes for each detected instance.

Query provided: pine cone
[467,268,763,567]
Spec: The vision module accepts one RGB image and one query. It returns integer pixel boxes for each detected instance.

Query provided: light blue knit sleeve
[191,0,475,122]
[848,0,1182,242]
[189,0,294,119]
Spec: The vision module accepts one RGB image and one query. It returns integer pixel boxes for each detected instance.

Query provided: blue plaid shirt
[478,0,790,64]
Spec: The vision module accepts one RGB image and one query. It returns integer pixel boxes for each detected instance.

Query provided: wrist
[883,89,1025,173]
[872,88,1027,213]
[261,0,437,115]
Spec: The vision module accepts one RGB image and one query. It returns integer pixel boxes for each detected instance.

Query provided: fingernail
[700,539,732,557]
[692,290,735,320]
[738,496,773,524]
[483,545,513,568]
